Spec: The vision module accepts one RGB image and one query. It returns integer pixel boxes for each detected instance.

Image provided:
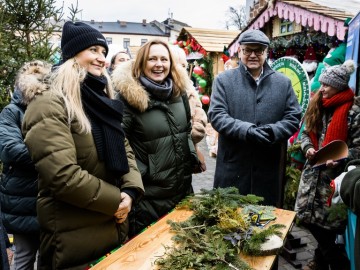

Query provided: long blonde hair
[132,39,186,97]
[49,58,113,133]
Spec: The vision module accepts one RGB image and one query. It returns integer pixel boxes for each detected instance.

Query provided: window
[280,19,294,35]
[106,37,112,45]
[141,39,147,46]
[123,38,130,49]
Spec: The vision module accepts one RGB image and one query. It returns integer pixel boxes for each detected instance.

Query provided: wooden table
[91,208,296,270]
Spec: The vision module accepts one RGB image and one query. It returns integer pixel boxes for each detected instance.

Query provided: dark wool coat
[208,61,301,206]
[0,63,51,234]
[22,80,144,269]
[340,161,360,270]
[295,96,360,230]
[112,61,197,236]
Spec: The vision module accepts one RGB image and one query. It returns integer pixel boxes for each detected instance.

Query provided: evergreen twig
[155,188,285,269]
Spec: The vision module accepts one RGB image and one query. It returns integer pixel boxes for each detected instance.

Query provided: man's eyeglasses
[242,48,265,56]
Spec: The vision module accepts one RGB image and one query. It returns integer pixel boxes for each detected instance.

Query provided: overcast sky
[310,0,360,14]
[57,0,246,29]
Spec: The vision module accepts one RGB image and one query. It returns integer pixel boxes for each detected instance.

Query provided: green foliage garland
[284,143,302,210]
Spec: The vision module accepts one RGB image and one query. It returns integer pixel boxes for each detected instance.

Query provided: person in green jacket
[22,21,144,269]
[112,39,199,237]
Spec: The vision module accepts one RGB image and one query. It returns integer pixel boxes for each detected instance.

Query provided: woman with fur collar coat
[112,39,198,237]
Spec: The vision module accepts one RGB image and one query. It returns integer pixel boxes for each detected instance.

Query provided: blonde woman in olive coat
[22,21,144,270]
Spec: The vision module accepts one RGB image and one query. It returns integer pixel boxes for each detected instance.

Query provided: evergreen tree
[67,0,82,22]
[0,0,63,111]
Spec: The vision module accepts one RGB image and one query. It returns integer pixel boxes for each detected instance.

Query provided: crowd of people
[0,22,359,270]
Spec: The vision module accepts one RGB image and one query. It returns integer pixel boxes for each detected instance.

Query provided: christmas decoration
[302,44,318,73]
[222,45,230,63]
[198,86,205,94]
[198,79,207,88]
[154,187,285,270]
[201,95,210,105]
[193,66,204,76]
[310,42,346,93]
[176,34,213,111]
[268,31,337,65]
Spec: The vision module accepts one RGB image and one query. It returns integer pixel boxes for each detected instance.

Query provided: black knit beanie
[61,21,109,62]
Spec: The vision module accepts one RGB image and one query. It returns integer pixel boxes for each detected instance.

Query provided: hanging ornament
[222,54,230,63]
[201,95,210,105]
[199,79,207,88]
[193,66,204,76]
[198,86,205,94]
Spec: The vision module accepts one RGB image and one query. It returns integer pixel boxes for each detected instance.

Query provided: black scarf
[139,75,173,101]
[81,73,129,177]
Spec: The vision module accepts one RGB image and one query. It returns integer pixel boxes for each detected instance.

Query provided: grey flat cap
[238,29,270,46]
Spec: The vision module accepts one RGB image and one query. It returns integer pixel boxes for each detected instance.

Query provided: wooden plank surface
[91,208,296,270]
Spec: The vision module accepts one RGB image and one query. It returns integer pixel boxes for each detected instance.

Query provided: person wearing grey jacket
[208,29,301,207]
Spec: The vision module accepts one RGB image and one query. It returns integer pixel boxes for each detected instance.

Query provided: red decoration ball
[193,66,204,76]
[201,95,210,105]
[198,86,205,93]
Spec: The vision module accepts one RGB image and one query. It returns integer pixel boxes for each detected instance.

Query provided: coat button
[257,99,261,104]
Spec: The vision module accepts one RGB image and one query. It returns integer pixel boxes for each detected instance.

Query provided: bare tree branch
[225,5,247,30]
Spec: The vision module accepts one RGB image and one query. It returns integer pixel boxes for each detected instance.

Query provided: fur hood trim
[16,60,52,106]
[111,60,189,112]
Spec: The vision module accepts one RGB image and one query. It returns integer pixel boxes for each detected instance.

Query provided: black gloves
[258,124,275,142]
[246,125,274,145]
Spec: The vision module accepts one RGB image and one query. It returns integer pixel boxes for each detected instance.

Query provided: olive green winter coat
[22,90,144,269]
[112,60,197,236]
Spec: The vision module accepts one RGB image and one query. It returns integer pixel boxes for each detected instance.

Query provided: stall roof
[280,0,357,20]
[310,0,360,16]
[178,27,240,53]
[228,0,357,55]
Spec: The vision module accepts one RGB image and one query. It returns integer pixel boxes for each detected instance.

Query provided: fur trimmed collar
[111,60,190,112]
[16,60,52,106]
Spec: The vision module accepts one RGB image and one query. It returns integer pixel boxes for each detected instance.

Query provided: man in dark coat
[208,29,301,207]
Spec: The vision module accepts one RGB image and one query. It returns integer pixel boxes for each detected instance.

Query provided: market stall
[227,0,357,73]
[175,27,240,110]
